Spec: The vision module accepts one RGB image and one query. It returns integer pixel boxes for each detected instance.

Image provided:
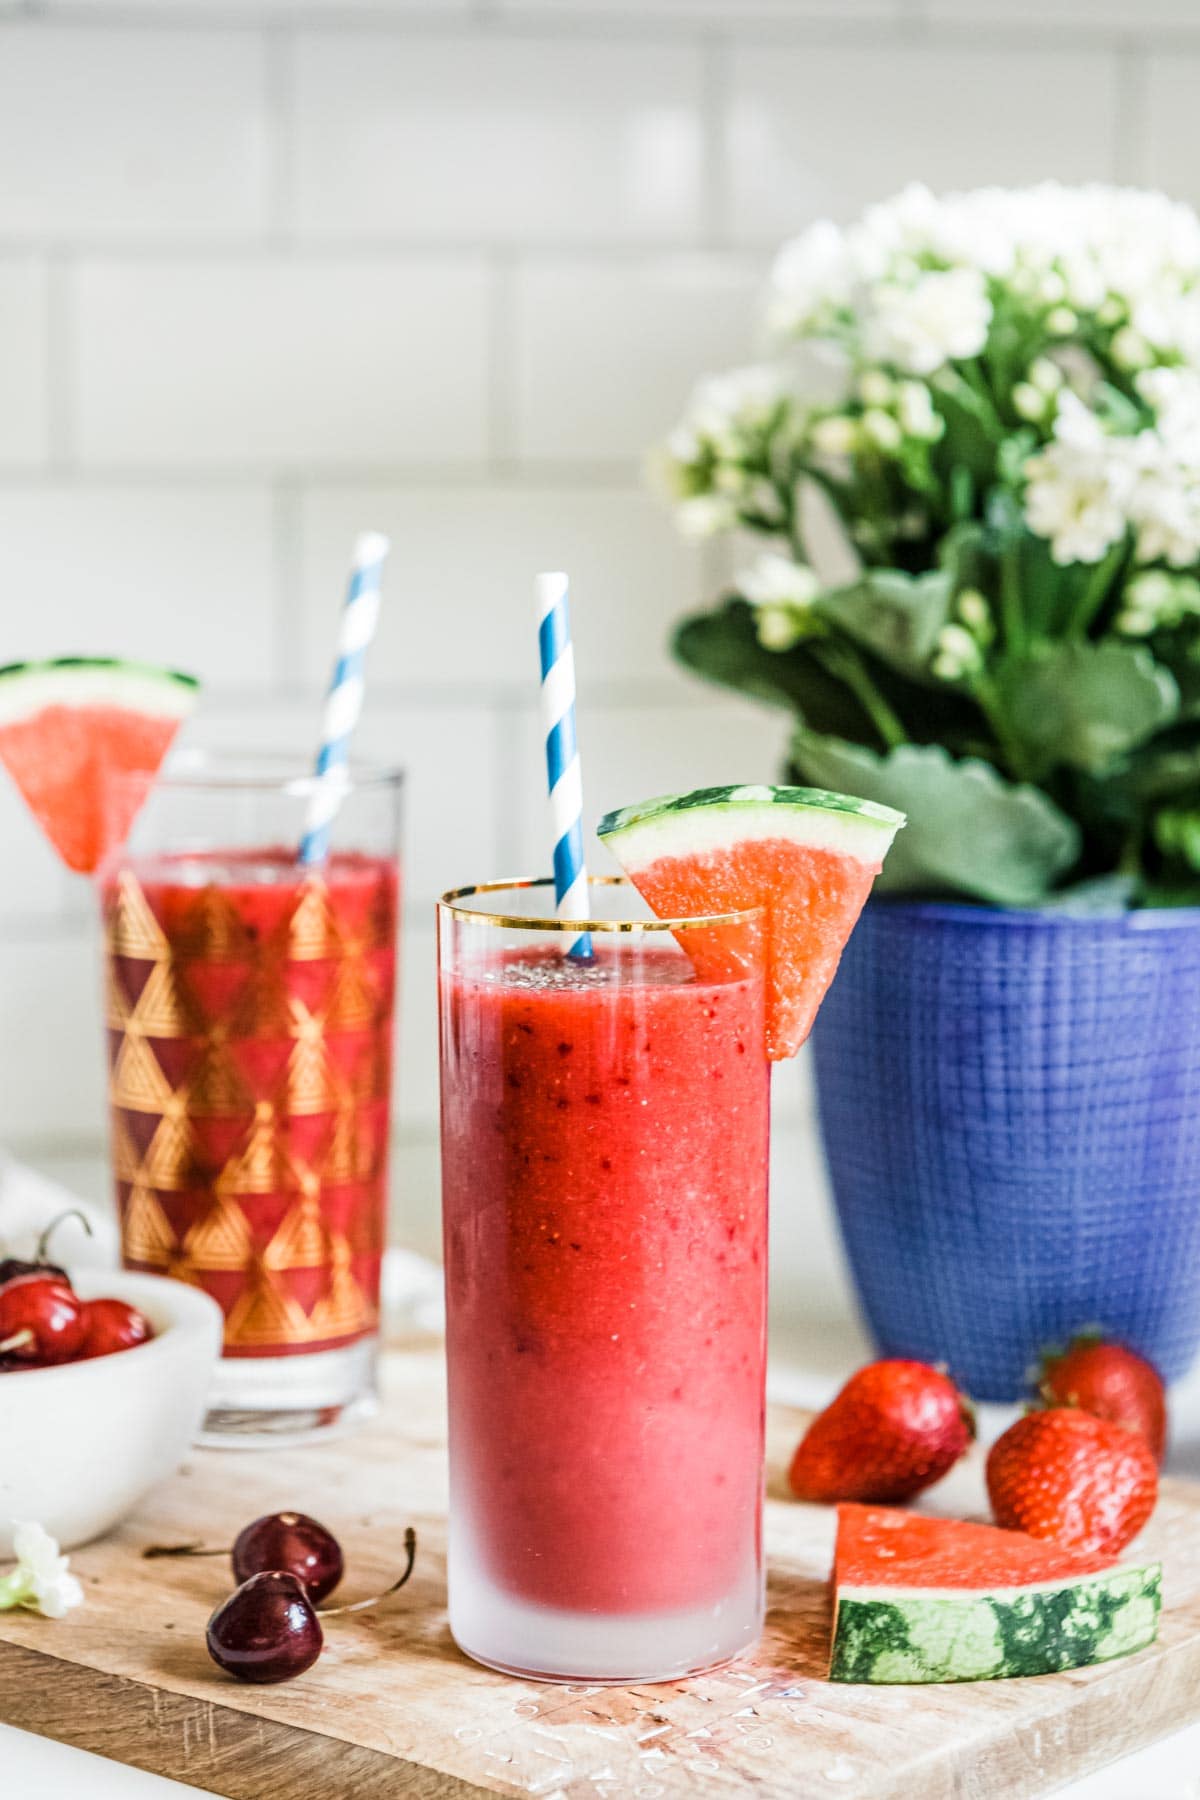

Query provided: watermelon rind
[0,658,199,727]
[597,783,905,869]
[830,1564,1162,1684]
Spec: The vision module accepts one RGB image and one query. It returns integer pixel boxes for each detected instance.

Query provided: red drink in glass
[439,879,769,1681]
[102,757,402,1442]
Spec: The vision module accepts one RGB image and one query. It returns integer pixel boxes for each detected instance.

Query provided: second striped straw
[299,530,390,867]
[535,570,592,960]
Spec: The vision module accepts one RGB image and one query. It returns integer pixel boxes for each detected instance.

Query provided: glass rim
[438,875,762,934]
[108,747,405,799]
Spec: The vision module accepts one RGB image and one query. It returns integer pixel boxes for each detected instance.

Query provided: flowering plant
[658,184,1200,907]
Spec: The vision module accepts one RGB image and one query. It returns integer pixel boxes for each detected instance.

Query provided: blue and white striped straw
[299,530,389,867]
[535,571,592,959]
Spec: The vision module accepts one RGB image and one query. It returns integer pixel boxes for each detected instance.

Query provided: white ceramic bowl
[0,1268,223,1554]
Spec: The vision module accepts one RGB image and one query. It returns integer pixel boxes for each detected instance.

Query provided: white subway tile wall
[0,0,1191,1219]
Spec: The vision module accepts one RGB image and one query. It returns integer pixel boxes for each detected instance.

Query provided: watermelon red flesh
[836,1503,1120,1590]
[615,835,885,1060]
[830,1504,1162,1684]
[0,699,188,874]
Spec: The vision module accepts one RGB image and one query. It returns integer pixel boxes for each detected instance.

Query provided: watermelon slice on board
[0,658,199,874]
[829,1503,1161,1684]
[597,784,904,1059]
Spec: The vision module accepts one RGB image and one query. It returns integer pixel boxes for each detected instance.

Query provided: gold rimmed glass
[437,876,770,1682]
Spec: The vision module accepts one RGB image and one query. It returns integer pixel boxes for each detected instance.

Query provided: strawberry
[787,1359,974,1505]
[986,1408,1158,1556]
[1037,1334,1166,1465]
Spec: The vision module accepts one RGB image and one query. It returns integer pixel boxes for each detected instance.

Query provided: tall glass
[100,752,403,1444]
[438,877,770,1682]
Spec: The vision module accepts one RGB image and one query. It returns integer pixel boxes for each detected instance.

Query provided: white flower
[739,552,821,609]
[676,495,736,539]
[1030,357,1064,396]
[0,1523,84,1620]
[896,381,943,441]
[768,219,857,335]
[865,268,992,375]
[931,623,983,680]
[810,414,860,456]
[1023,393,1134,564]
[858,369,895,408]
[1111,326,1152,372]
[862,408,903,452]
[1013,382,1050,423]
[957,588,991,631]
[689,364,786,456]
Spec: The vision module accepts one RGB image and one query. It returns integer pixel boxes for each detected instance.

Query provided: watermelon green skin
[597,784,904,1059]
[0,658,198,873]
[830,1566,1162,1683]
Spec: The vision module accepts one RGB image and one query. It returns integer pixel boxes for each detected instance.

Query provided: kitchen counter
[9,1124,1200,1797]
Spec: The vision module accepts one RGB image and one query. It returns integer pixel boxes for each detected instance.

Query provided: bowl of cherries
[0,1223,222,1554]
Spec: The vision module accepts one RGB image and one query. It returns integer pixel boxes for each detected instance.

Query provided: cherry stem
[0,1330,34,1355]
[35,1208,94,1264]
[142,1543,228,1560]
[318,1527,417,1616]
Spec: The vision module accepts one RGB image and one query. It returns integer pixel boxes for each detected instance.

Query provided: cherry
[206,1572,323,1684]
[232,1512,343,1604]
[0,1274,86,1365]
[0,1208,90,1291]
[79,1298,153,1361]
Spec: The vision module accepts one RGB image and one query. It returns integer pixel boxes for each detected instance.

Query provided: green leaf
[815,568,954,681]
[995,641,1180,779]
[790,733,1081,907]
[672,600,871,740]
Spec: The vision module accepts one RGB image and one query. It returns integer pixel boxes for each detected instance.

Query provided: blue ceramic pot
[812,899,1200,1400]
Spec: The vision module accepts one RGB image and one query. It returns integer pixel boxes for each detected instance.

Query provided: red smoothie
[440,942,769,1620]
[103,848,398,1357]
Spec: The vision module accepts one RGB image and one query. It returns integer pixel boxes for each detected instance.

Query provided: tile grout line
[43,249,74,473]
[262,21,295,247]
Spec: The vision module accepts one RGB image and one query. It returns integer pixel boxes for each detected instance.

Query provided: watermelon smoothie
[100,755,403,1440]
[439,882,769,1681]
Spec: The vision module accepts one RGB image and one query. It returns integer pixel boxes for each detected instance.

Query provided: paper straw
[299,531,389,867]
[535,571,592,959]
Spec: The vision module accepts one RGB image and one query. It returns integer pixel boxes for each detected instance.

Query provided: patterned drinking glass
[100,752,403,1444]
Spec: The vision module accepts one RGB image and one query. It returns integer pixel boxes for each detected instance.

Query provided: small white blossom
[1013,382,1050,423]
[1111,326,1152,372]
[1023,393,1134,564]
[739,552,821,609]
[897,381,943,441]
[1046,305,1079,336]
[866,268,992,375]
[677,495,737,539]
[810,414,860,456]
[858,369,895,408]
[957,588,991,630]
[1030,358,1064,396]
[0,1524,84,1620]
[861,408,903,452]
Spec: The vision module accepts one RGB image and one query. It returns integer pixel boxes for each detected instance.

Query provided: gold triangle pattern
[224,1273,314,1350]
[321,956,380,1030]
[122,1181,178,1265]
[138,1109,199,1190]
[130,960,197,1037]
[285,878,343,962]
[183,1195,254,1271]
[110,1032,174,1112]
[109,1113,144,1183]
[175,886,250,961]
[309,1238,371,1341]
[106,873,169,961]
[215,1101,302,1195]
[105,962,132,1030]
[274,1032,344,1116]
[186,1034,254,1118]
[263,1194,329,1272]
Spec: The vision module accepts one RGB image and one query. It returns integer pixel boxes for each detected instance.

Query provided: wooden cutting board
[2,1342,1200,1800]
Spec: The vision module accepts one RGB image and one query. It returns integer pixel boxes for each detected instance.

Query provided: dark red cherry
[0,1274,86,1364]
[232,1512,343,1604]
[79,1297,153,1360]
[0,1257,68,1288]
[206,1571,323,1684]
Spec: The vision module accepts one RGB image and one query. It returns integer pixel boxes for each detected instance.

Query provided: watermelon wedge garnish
[0,658,199,874]
[597,784,904,1058]
[829,1504,1161,1684]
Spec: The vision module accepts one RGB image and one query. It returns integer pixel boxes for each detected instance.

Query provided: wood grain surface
[1,1343,1198,1800]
